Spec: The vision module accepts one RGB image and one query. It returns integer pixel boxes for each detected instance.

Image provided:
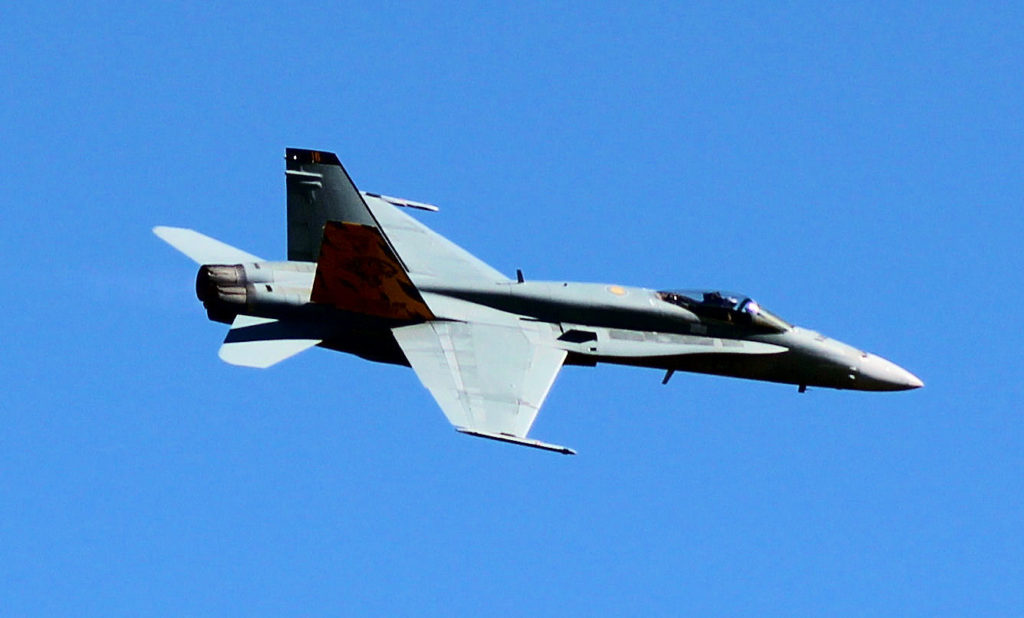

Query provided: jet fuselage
[197,264,921,392]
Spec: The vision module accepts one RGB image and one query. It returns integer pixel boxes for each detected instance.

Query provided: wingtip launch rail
[456,428,577,455]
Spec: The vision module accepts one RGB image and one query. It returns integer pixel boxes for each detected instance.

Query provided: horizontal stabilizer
[218,315,321,368]
[153,226,263,265]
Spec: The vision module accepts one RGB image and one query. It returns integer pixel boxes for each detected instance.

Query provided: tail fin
[286,148,393,263]
[310,221,434,322]
[286,149,433,322]
[153,226,263,265]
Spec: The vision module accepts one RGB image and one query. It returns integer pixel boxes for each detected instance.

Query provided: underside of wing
[392,321,573,454]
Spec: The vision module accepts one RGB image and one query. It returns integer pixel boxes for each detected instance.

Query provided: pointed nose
[857,354,924,391]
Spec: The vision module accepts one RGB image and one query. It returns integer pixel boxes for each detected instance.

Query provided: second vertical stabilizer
[286,148,380,262]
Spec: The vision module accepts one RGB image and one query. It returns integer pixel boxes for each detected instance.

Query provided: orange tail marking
[311,221,435,322]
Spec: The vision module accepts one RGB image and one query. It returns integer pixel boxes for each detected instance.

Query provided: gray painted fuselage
[201,267,922,392]
[423,280,922,391]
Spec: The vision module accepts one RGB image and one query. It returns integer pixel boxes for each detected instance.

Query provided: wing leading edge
[392,321,574,454]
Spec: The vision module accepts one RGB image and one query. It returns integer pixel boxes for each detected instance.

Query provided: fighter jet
[155,148,922,455]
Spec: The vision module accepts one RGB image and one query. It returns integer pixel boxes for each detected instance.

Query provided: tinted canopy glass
[657,289,791,333]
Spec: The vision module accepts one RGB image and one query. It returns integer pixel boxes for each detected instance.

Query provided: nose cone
[857,354,924,391]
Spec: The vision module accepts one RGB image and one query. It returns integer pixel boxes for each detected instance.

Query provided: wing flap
[393,321,568,443]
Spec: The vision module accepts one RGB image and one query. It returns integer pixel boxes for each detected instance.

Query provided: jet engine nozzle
[196,264,245,301]
[196,264,249,323]
[194,263,314,324]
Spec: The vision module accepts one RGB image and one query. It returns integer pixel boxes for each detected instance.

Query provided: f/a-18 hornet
[155,148,922,455]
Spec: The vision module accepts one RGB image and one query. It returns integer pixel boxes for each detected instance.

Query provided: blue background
[2,3,1021,615]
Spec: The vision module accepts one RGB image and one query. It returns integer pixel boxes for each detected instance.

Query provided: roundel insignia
[608,285,627,296]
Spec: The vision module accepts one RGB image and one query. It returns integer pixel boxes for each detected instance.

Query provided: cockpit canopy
[657,289,791,333]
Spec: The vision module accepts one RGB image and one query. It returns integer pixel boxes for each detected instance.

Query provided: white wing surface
[392,321,573,454]
[363,193,509,286]
[153,226,263,264]
[218,315,322,368]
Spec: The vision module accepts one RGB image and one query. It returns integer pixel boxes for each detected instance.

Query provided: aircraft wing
[362,193,510,287]
[392,321,573,454]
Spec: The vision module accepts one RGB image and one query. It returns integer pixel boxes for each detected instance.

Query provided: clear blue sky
[2,3,1022,615]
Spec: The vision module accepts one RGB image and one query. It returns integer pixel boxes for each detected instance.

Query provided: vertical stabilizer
[310,221,434,322]
[286,148,381,262]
